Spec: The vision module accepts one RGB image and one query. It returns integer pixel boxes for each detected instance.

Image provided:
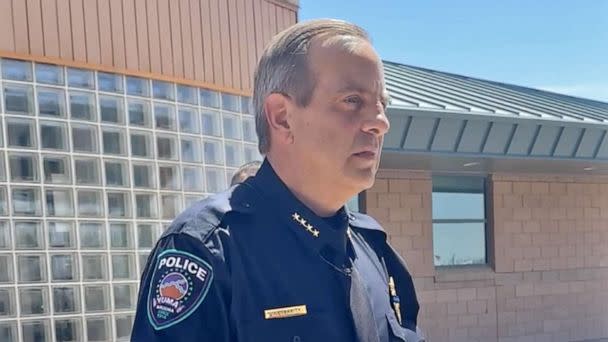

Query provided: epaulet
[161,183,257,243]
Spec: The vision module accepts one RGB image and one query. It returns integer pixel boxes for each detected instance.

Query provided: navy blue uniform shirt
[131,160,423,341]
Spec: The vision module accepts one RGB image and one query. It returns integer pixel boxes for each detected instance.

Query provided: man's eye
[344,96,362,105]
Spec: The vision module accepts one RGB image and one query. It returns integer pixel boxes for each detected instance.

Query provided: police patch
[147,249,214,330]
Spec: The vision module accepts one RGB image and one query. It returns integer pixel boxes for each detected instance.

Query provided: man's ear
[264,93,293,144]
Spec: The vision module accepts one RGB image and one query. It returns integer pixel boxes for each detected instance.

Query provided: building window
[35,63,63,85]
[179,107,200,134]
[86,316,110,341]
[37,87,66,117]
[110,223,133,249]
[7,119,37,148]
[74,158,101,185]
[107,192,130,218]
[99,95,124,124]
[128,99,152,127]
[98,72,123,93]
[200,89,219,108]
[0,255,14,283]
[161,194,181,220]
[81,254,107,281]
[133,163,156,188]
[9,153,39,182]
[0,221,10,249]
[2,59,33,81]
[177,85,197,105]
[50,254,77,281]
[241,96,251,114]
[137,224,158,249]
[242,117,257,142]
[55,318,82,342]
[53,287,79,313]
[225,142,243,168]
[204,139,224,165]
[205,167,226,193]
[12,188,42,216]
[152,80,175,101]
[79,223,105,249]
[135,193,157,219]
[130,131,153,158]
[15,221,43,249]
[48,222,75,248]
[69,91,96,121]
[221,93,240,113]
[4,84,34,114]
[159,165,180,190]
[45,189,74,217]
[115,315,134,340]
[181,137,202,163]
[76,190,103,217]
[201,110,222,136]
[0,288,15,316]
[154,103,176,130]
[157,135,177,160]
[40,122,68,151]
[102,129,126,155]
[19,287,48,315]
[43,155,71,184]
[183,167,204,192]
[17,255,47,282]
[84,285,109,312]
[105,160,129,187]
[432,176,487,266]
[67,68,94,89]
[126,76,149,97]
[223,113,242,140]
[111,254,135,280]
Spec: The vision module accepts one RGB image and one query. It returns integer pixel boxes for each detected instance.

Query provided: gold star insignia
[291,212,320,238]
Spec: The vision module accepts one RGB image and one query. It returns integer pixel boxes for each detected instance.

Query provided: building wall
[366,170,608,342]
[0,0,297,94]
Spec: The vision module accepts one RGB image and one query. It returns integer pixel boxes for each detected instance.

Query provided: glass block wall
[0,58,261,342]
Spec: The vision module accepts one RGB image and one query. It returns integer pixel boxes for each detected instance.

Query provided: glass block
[110,222,133,249]
[0,287,15,317]
[241,96,252,114]
[158,165,180,190]
[126,76,149,97]
[152,80,174,101]
[107,192,130,218]
[242,117,257,142]
[130,131,153,158]
[179,106,200,134]
[9,153,39,182]
[3,84,34,114]
[48,222,75,248]
[12,188,42,216]
[50,254,78,281]
[17,255,46,282]
[203,139,224,165]
[225,141,243,168]
[54,318,82,342]
[72,124,99,153]
[161,194,181,220]
[157,135,177,160]
[113,284,135,311]
[35,63,64,85]
[43,155,71,184]
[183,166,204,192]
[37,87,66,117]
[67,68,94,89]
[19,287,48,315]
[115,315,133,340]
[138,253,150,275]
[2,59,32,81]
[154,103,176,130]
[53,287,81,314]
[105,160,129,187]
[201,110,222,136]
[0,321,17,342]
[79,222,105,249]
[243,144,261,163]
[15,221,43,249]
[46,189,74,217]
[84,286,109,312]
[69,91,96,121]
[133,163,156,188]
[86,316,110,341]
[81,254,108,281]
[6,118,36,148]
[0,189,7,216]
[135,193,157,219]
[221,93,240,112]
[128,99,152,127]
[74,158,101,185]
[181,137,202,163]
[206,167,226,193]
[200,89,219,108]
[21,320,50,342]
[112,254,135,280]
[99,95,124,124]
[102,128,126,155]
[223,113,242,140]
[177,85,197,104]
[0,254,14,283]
[40,121,68,150]
[77,190,103,217]
[0,221,10,248]
[98,72,123,93]
[137,224,158,249]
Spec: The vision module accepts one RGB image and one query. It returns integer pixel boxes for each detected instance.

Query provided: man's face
[288,38,389,194]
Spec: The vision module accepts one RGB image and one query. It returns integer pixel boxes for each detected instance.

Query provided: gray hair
[253,19,370,154]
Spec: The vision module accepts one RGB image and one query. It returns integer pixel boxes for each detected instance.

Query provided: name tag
[264,305,308,320]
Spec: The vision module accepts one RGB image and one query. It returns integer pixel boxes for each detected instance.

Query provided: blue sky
[299,0,608,102]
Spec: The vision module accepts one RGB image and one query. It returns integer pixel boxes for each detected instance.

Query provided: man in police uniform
[132,19,424,341]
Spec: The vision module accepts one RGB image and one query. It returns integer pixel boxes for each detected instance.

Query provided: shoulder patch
[147,249,214,330]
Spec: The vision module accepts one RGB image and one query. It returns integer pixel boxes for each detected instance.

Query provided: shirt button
[292,336,301,342]
[242,202,250,208]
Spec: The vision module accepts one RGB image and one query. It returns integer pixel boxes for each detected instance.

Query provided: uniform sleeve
[131,233,232,342]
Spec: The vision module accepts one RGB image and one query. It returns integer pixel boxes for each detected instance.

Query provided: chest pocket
[387,313,426,342]
[240,313,344,342]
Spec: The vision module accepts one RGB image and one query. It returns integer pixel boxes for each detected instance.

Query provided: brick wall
[365,170,608,342]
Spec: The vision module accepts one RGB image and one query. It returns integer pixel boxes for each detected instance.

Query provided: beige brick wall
[365,170,608,342]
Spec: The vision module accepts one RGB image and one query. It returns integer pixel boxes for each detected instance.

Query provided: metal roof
[382,61,608,162]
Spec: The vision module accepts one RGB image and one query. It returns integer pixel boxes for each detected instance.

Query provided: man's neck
[266,155,350,217]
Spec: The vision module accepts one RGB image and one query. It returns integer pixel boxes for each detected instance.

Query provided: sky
[299,0,608,102]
